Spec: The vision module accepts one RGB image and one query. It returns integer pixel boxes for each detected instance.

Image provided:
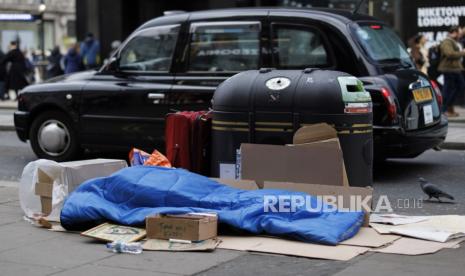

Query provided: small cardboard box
[240,123,348,187]
[146,213,218,241]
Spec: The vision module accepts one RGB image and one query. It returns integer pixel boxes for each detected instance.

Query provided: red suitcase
[165,111,211,174]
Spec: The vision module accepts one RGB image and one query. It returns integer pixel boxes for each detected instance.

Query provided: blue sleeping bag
[60,166,363,245]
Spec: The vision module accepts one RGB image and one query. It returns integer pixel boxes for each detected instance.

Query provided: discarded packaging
[143,238,220,251]
[146,213,218,241]
[106,241,143,254]
[20,159,127,221]
[370,215,465,242]
[239,123,349,187]
[81,223,146,243]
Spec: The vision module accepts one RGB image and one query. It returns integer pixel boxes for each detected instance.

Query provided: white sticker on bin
[423,104,433,125]
[219,163,236,179]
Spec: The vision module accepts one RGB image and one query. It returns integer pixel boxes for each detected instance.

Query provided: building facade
[0,0,75,54]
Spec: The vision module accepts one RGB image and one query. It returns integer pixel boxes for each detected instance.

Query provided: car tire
[29,110,80,161]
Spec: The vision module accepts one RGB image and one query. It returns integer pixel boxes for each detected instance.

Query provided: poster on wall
[402,0,465,48]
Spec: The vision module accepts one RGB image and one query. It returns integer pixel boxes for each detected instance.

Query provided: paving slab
[0,260,61,276]
[0,186,19,204]
[0,232,114,269]
[198,252,350,276]
[95,249,244,275]
[333,243,465,276]
[0,222,58,253]
[52,264,180,276]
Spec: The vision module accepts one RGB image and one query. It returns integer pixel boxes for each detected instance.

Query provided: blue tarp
[60,166,364,245]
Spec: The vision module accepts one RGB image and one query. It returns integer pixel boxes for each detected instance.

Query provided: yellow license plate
[412,87,433,102]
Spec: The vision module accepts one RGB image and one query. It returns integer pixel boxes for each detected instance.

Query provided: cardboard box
[240,143,344,187]
[35,158,127,216]
[59,159,128,193]
[146,213,218,241]
[240,123,348,187]
[211,178,258,190]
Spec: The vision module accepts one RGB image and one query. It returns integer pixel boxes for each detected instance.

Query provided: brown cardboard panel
[240,143,344,187]
[143,238,220,251]
[210,178,258,190]
[293,123,338,144]
[340,227,400,248]
[40,196,52,215]
[218,236,369,261]
[263,181,373,225]
[146,214,217,241]
[35,182,53,198]
[37,168,53,183]
[370,237,465,255]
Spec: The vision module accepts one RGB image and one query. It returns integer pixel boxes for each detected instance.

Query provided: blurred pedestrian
[438,26,465,117]
[80,33,101,69]
[0,49,7,101]
[63,43,84,74]
[46,46,64,79]
[1,41,29,100]
[409,34,429,75]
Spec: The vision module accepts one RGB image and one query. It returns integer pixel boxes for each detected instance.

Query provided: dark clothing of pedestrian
[1,48,29,97]
[46,47,64,79]
[439,37,465,113]
[442,72,465,111]
[0,50,7,100]
[63,48,83,74]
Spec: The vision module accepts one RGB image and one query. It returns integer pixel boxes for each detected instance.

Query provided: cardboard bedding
[60,166,364,245]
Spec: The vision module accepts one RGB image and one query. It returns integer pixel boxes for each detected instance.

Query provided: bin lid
[212,69,371,114]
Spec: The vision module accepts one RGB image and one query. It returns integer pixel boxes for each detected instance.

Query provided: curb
[0,106,16,110]
[0,125,15,131]
[441,141,465,151]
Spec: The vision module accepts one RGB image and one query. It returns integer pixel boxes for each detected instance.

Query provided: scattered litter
[81,223,146,243]
[371,237,465,255]
[370,213,429,225]
[370,215,465,242]
[129,148,171,167]
[19,159,127,221]
[143,238,220,252]
[106,241,143,254]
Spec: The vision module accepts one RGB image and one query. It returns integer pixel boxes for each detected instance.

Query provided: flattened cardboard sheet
[143,238,220,251]
[340,227,400,248]
[218,236,369,261]
[371,237,465,255]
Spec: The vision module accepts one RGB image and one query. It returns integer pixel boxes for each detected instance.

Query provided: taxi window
[273,25,330,68]
[119,24,180,72]
[188,22,261,72]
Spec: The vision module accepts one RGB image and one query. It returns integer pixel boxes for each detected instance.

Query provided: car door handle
[147,93,165,100]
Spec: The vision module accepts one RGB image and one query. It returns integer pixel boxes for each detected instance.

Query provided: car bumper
[374,115,448,159]
[14,111,30,142]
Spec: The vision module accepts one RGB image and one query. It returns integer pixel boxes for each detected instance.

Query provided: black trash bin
[211,69,373,187]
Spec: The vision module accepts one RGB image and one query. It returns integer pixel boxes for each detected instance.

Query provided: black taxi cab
[14,8,447,161]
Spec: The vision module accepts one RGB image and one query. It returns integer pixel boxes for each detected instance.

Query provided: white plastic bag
[19,159,66,221]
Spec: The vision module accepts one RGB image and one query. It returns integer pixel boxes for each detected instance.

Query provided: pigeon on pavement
[419,177,454,202]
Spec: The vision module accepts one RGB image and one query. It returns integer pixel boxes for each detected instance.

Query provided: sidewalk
[0,101,463,148]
